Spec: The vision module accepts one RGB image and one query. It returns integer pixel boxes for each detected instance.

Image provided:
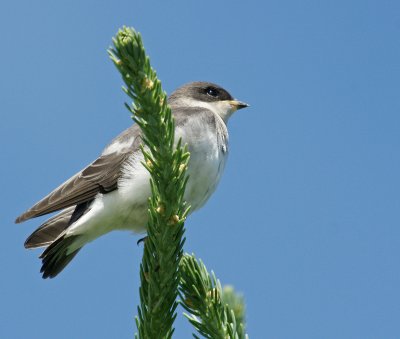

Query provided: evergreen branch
[179,254,249,339]
[221,286,247,337]
[108,26,190,339]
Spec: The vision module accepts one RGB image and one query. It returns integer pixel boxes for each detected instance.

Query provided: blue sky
[1,0,400,338]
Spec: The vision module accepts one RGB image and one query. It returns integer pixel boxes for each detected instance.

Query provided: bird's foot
[137,236,147,246]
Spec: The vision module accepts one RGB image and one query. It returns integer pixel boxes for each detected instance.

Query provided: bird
[15,81,249,278]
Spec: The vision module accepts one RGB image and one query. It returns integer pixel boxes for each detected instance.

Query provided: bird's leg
[137,235,148,246]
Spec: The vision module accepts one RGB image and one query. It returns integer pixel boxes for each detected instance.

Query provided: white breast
[177,113,228,211]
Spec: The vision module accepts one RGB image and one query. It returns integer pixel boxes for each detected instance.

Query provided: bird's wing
[15,125,142,223]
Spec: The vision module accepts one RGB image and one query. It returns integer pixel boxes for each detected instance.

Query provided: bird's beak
[229,99,249,110]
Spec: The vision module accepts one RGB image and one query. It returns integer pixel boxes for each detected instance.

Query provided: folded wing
[15,125,141,223]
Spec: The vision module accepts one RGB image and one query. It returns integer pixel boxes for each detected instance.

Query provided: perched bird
[16,81,248,278]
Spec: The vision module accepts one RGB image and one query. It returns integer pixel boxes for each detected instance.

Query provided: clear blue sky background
[1,1,399,338]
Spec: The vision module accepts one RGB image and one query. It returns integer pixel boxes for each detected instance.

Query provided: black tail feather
[40,234,82,279]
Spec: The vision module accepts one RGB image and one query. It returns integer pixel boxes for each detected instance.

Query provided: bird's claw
[137,236,147,246]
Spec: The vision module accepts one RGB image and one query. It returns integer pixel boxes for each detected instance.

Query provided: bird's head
[169,81,249,122]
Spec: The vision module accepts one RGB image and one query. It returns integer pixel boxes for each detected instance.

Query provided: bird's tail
[24,207,75,249]
[23,204,92,278]
[39,233,83,279]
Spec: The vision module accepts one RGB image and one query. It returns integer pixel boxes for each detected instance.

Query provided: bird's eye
[206,87,219,97]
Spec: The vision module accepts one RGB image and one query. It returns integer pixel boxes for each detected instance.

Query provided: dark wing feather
[15,125,141,223]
